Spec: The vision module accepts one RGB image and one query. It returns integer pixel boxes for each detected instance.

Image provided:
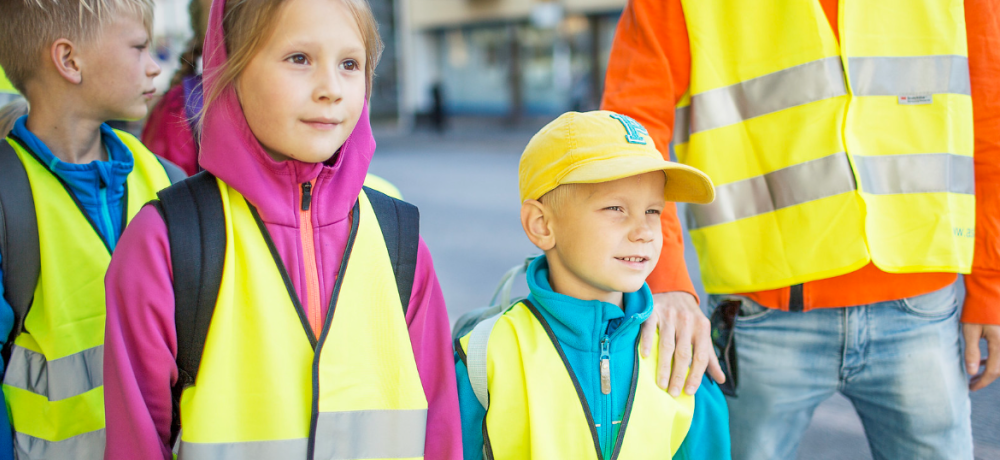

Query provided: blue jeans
[709,283,972,460]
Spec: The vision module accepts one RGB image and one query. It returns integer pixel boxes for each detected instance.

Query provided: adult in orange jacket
[603,1,1000,459]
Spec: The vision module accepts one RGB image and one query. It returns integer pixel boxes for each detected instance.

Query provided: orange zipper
[300,180,322,338]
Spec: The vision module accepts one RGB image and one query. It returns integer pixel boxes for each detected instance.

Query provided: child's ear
[521,199,555,251]
[50,39,82,85]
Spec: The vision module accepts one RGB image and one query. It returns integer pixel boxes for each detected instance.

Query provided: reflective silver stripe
[849,55,971,96]
[690,57,847,133]
[3,345,103,401]
[671,105,691,146]
[314,409,427,460]
[14,428,105,460]
[855,153,974,195]
[179,438,307,460]
[688,153,856,229]
[178,409,427,460]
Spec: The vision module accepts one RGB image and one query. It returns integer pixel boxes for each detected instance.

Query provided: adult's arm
[602,0,692,298]
[601,0,724,396]
[962,0,1000,391]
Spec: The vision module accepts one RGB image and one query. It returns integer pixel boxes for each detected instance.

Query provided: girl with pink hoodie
[103,0,461,458]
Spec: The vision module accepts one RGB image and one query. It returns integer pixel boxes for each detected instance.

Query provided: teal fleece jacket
[455,256,731,459]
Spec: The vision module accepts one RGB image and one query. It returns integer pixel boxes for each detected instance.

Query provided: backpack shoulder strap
[364,186,419,315]
[154,155,188,184]
[156,171,225,384]
[153,171,225,444]
[465,312,503,410]
[0,138,39,341]
[455,256,537,410]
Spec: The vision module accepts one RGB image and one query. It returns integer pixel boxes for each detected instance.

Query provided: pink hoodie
[102,0,461,458]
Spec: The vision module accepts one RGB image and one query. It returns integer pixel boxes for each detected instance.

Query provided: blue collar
[9,115,136,250]
[526,255,653,352]
[12,115,133,175]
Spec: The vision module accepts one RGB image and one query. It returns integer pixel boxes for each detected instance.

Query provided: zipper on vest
[608,335,642,460]
[300,180,322,338]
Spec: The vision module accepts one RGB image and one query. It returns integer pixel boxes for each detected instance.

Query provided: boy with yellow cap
[454,111,731,460]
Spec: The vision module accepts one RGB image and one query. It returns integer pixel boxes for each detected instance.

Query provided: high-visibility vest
[457,300,695,460]
[176,180,428,460]
[671,0,975,294]
[0,66,16,94]
[2,132,172,459]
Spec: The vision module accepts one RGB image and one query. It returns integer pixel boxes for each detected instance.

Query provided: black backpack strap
[155,155,189,184]
[154,171,225,445]
[0,138,39,347]
[364,186,420,315]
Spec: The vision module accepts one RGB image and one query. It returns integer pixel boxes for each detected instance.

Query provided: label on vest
[898,95,932,105]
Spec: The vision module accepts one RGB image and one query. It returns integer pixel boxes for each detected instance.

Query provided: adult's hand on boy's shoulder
[642,292,726,397]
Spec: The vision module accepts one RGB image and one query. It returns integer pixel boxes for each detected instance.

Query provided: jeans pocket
[710,295,775,323]
[899,284,960,318]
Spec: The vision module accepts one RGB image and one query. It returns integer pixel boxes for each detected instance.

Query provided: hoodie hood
[198,0,375,226]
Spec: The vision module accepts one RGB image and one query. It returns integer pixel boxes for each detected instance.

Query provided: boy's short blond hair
[0,0,154,95]
[538,183,587,217]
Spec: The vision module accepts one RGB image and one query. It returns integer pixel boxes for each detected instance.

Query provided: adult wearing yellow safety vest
[603,1,1000,459]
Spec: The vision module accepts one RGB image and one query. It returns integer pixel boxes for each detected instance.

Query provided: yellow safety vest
[176,180,427,460]
[671,0,975,294]
[363,173,404,200]
[2,132,172,459]
[457,300,695,460]
[0,66,16,94]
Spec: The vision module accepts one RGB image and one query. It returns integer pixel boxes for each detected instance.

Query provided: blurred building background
[149,0,624,126]
[400,0,622,123]
[5,1,996,458]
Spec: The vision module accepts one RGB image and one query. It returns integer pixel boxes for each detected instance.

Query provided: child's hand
[641,291,725,397]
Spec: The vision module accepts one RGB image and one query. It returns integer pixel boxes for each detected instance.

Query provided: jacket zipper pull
[600,337,611,395]
[301,182,313,211]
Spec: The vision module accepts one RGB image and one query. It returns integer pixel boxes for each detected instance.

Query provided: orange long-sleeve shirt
[603,0,1000,325]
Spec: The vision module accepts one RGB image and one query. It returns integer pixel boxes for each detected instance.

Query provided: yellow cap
[518,110,715,204]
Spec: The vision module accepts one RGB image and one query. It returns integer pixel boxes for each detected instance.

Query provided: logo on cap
[609,113,649,145]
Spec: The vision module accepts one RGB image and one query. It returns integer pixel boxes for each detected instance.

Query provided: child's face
[80,15,160,121]
[545,172,665,304]
[237,0,367,163]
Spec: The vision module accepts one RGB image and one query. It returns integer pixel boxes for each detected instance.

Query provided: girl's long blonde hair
[202,0,384,117]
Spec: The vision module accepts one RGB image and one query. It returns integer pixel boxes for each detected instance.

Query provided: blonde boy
[455,111,731,459]
[0,1,179,458]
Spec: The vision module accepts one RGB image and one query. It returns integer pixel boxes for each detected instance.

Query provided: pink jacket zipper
[300,179,322,338]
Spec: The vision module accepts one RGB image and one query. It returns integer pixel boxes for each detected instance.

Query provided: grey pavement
[369,121,1000,460]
